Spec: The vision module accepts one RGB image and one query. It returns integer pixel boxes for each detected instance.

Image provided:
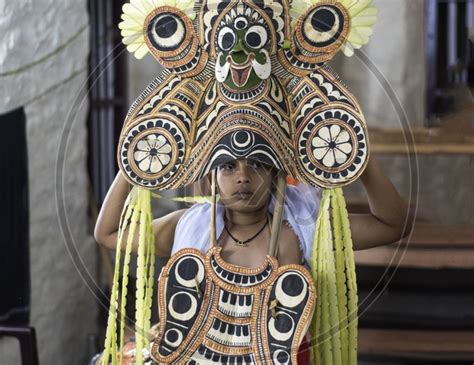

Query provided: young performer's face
[216,158,276,212]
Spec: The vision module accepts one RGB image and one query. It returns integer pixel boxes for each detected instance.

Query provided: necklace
[224,215,268,247]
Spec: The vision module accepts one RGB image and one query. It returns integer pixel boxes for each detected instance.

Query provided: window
[87,0,128,206]
[426,0,474,122]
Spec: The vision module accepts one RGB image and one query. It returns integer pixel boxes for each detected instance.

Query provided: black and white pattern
[132,133,172,174]
[187,345,256,365]
[311,124,353,168]
[281,49,325,73]
[309,71,354,108]
[155,254,207,359]
[151,248,315,364]
[173,46,205,75]
[119,118,186,188]
[265,271,312,364]
[211,254,273,287]
[198,127,285,180]
[143,6,205,76]
[301,5,346,49]
[219,81,266,103]
[217,290,254,317]
[207,318,251,346]
[297,108,368,187]
[147,12,187,52]
[137,76,183,117]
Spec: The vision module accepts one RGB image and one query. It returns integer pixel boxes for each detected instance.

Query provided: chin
[239,199,268,211]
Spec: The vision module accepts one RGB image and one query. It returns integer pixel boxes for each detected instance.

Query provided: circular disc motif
[291,3,350,63]
[164,328,183,347]
[175,256,205,288]
[231,130,255,152]
[119,118,185,189]
[273,349,291,365]
[168,292,198,321]
[275,272,307,308]
[302,5,345,48]
[144,7,195,57]
[268,311,295,342]
[132,133,172,173]
[297,108,368,187]
[148,13,186,51]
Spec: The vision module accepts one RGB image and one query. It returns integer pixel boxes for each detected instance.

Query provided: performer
[97,158,408,267]
[92,0,411,364]
[94,158,408,365]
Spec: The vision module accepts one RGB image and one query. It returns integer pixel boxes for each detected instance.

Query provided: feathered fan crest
[290,0,378,56]
[119,0,196,59]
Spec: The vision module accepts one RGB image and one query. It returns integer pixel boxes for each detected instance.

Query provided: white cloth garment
[171,183,321,265]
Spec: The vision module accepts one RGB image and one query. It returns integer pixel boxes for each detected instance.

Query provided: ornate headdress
[99,0,377,364]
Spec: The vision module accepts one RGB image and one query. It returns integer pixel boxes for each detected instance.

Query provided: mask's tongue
[230,65,252,87]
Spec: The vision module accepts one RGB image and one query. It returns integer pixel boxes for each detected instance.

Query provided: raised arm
[349,156,413,251]
[94,171,187,257]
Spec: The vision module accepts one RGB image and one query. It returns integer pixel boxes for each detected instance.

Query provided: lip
[234,191,253,199]
[226,54,255,87]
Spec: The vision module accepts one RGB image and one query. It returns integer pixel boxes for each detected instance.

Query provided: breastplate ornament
[151,247,316,364]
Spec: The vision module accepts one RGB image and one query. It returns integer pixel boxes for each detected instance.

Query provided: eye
[249,160,263,169]
[244,25,268,49]
[218,26,236,52]
[234,16,248,30]
[147,13,186,51]
[219,162,234,171]
[302,5,345,47]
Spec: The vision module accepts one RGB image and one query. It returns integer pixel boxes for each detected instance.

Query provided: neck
[224,206,269,227]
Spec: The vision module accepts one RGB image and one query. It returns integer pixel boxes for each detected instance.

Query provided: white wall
[332,0,426,129]
[0,0,97,364]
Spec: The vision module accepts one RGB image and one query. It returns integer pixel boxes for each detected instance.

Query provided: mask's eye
[147,13,186,51]
[234,16,248,30]
[217,26,236,52]
[244,25,268,49]
[302,5,345,47]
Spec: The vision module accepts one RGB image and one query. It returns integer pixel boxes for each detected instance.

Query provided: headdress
[98,0,377,364]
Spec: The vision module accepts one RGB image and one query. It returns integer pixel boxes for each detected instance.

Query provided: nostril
[237,176,251,184]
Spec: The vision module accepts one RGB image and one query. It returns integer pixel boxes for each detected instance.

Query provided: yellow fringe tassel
[309,187,358,365]
[101,187,155,365]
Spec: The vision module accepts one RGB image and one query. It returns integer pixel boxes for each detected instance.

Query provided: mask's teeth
[215,52,231,82]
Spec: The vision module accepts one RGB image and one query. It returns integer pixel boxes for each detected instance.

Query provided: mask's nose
[231,39,248,55]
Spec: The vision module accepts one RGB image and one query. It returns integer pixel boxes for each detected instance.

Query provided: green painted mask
[215,13,271,90]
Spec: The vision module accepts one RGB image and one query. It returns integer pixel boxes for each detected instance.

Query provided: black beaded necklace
[223,215,269,247]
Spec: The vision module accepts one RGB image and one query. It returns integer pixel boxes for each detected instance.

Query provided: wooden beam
[397,223,474,248]
[354,223,474,269]
[369,126,474,155]
[355,246,474,269]
[359,328,474,360]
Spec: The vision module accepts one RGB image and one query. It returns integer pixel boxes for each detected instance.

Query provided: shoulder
[285,183,321,207]
[173,203,210,226]
[153,209,188,239]
[152,208,189,256]
[280,221,299,242]
[155,208,189,227]
[169,203,214,253]
[277,221,302,266]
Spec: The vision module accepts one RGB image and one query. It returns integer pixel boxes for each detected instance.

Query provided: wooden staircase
[354,223,474,364]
